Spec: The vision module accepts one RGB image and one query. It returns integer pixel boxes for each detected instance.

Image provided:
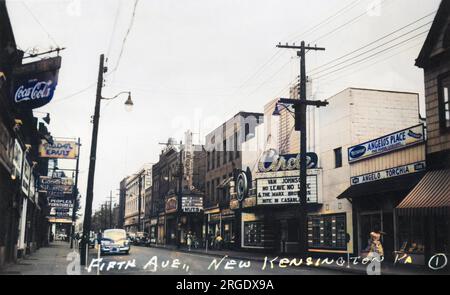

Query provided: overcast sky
[6,0,441,216]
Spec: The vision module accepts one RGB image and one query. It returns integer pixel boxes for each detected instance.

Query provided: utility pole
[276,41,327,258]
[80,54,105,265]
[138,174,142,232]
[109,191,113,228]
[70,138,81,249]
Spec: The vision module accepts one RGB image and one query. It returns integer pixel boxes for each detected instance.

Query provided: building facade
[204,111,264,249]
[123,164,152,233]
[233,88,423,256]
[0,0,52,266]
[396,0,450,267]
[150,131,206,246]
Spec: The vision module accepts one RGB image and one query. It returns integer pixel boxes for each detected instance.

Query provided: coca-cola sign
[12,56,61,109]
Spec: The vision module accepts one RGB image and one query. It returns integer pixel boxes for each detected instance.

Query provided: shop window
[334,147,342,168]
[243,221,263,247]
[439,73,450,131]
[308,214,347,250]
[435,216,449,253]
[398,216,425,254]
[223,140,227,164]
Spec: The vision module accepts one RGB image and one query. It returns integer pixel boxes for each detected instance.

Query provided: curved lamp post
[80,54,134,265]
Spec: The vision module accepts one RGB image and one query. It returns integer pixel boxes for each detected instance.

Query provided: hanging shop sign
[12,139,23,179]
[256,170,319,205]
[21,159,31,195]
[47,217,72,224]
[39,176,74,193]
[12,56,61,109]
[236,171,249,201]
[39,140,78,159]
[350,161,426,186]
[48,196,74,209]
[243,196,257,208]
[181,196,203,213]
[165,196,178,214]
[348,124,425,163]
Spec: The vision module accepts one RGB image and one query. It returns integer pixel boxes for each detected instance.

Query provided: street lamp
[80,54,134,266]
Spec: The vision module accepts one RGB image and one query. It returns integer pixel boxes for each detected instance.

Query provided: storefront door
[359,212,382,253]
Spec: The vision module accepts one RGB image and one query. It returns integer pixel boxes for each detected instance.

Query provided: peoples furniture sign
[258,151,318,173]
[181,196,203,213]
[39,140,78,159]
[256,170,320,205]
[348,124,425,163]
[350,161,426,186]
[48,196,74,209]
[12,56,61,109]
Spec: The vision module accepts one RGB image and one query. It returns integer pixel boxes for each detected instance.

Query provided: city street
[1,0,449,281]
[87,245,351,275]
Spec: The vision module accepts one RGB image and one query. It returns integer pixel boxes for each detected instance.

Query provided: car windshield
[103,230,126,241]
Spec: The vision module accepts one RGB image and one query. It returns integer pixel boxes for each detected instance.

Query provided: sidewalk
[151,244,443,275]
[0,241,81,275]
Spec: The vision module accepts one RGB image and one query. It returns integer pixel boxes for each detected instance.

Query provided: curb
[149,245,371,275]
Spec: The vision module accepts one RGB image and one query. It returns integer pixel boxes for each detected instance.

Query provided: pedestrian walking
[186,231,193,251]
[215,234,223,250]
[365,225,384,260]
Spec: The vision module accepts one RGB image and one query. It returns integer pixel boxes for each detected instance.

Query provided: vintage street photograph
[0,0,449,281]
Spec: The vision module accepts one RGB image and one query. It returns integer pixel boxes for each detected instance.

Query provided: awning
[337,172,424,200]
[396,169,450,216]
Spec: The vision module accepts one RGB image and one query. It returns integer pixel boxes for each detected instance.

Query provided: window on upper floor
[334,147,343,168]
[439,73,450,131]
[223,139,227,164]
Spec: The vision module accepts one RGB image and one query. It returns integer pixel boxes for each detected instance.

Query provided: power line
[314,30,428,80]
[309,11,436,74]
[312,0,390,43]
[318,40,425,86]
[311,20,432,76]
[107,0,122,57]
[21,2,59,48]
[230,0,366,99]
[287,0,364,42]
[112,0,140,73]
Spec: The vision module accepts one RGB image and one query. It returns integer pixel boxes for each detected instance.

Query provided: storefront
[164,192,205,246]
[149,218,158,244]
[396,169,450,266]
[235,153,325,254]
[338,125,427,260]
[157,214,165,245]
[207,209,236,249]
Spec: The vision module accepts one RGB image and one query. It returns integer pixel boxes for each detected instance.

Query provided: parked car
[134,232,149,246]
[100,229,130,255]
[127,232,136,244]
[56,233,67,241]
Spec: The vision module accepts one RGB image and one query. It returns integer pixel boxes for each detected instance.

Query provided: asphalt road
[86,245,352,275]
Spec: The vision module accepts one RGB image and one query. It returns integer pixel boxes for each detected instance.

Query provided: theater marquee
[256,170,320,205]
